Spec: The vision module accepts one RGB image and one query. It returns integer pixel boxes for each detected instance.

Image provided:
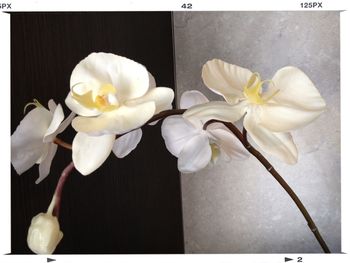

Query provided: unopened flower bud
[27,212,63,254]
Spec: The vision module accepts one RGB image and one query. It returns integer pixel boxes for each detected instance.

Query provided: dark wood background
[11,12,184,254]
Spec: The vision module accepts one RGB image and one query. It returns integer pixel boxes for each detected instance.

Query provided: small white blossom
[11,100,74,183]
[184,59,326,163]
[162,91,248,173]
[65,53,174,175]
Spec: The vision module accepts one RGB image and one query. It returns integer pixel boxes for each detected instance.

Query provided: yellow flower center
[71,83,119,112]
[210,143,220,163]
[243,73,279,105]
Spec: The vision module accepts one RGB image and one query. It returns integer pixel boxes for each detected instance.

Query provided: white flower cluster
[11,53,326,254]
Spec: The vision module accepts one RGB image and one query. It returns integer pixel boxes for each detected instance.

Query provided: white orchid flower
[162,90,248,173]
[11,100,75,184]
[65,52,174,175]
[184,59,326,164]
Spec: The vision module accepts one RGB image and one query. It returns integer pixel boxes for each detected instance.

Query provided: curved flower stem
[48,162,75,218]
[146,109,186,124]
[54,137,72,150]
[51,109,330,252]
[209,120,330,253]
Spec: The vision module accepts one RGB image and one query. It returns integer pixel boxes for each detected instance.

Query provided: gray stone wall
[173,11,340,253]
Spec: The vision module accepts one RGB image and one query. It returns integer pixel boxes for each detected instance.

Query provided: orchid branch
[205,120,330,253]
[26,162,74,254]
[52,109,330,253]
[53,138,73,150]
[13,53,332,255]
[146,109,186,124]
[50,162,75,218]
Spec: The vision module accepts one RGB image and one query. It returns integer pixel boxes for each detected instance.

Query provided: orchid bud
[27,212,63,254]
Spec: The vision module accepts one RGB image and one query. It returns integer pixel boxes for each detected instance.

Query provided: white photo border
[1,1,349,263]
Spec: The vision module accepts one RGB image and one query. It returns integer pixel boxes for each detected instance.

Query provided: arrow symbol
[285,257,293,262]
[47,258,56,262]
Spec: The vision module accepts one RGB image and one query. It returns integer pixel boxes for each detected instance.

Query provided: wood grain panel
[11,12,184,254]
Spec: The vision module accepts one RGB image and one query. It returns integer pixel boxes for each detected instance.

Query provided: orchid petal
[202,59,252,104]
[207,123,249,160]
[65,93,102,117]
[48,99,57,113]
[36,144,49,164]
[143,72,159,123]
[183,101,247,126]
[180,90,209,109]
[243,109,298,164]
[258,66,326,132]
[148,72,156,89]
[178,133,211,173]
[43,111,75,143]
[72,101,156,135]
[37,144,58,184]
[11,107,52,175]
[125,87,174,114]
[271,66,326,110]
[161,115,199,157]
[258,104,326,132]
[70,52,150,103]
[113,128,142,158]
[72,132,115,175]
[43,104,64,143]
[55,111,76,135]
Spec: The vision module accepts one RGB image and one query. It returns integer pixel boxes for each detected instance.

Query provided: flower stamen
[243,74,279,105]
[71,83,119,112]
[210,143,220,163]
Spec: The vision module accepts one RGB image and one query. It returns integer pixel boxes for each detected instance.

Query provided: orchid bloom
[65,52,174,175]
[184,59,326,164]
[162,90,248,173]
[11,100,75,183]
